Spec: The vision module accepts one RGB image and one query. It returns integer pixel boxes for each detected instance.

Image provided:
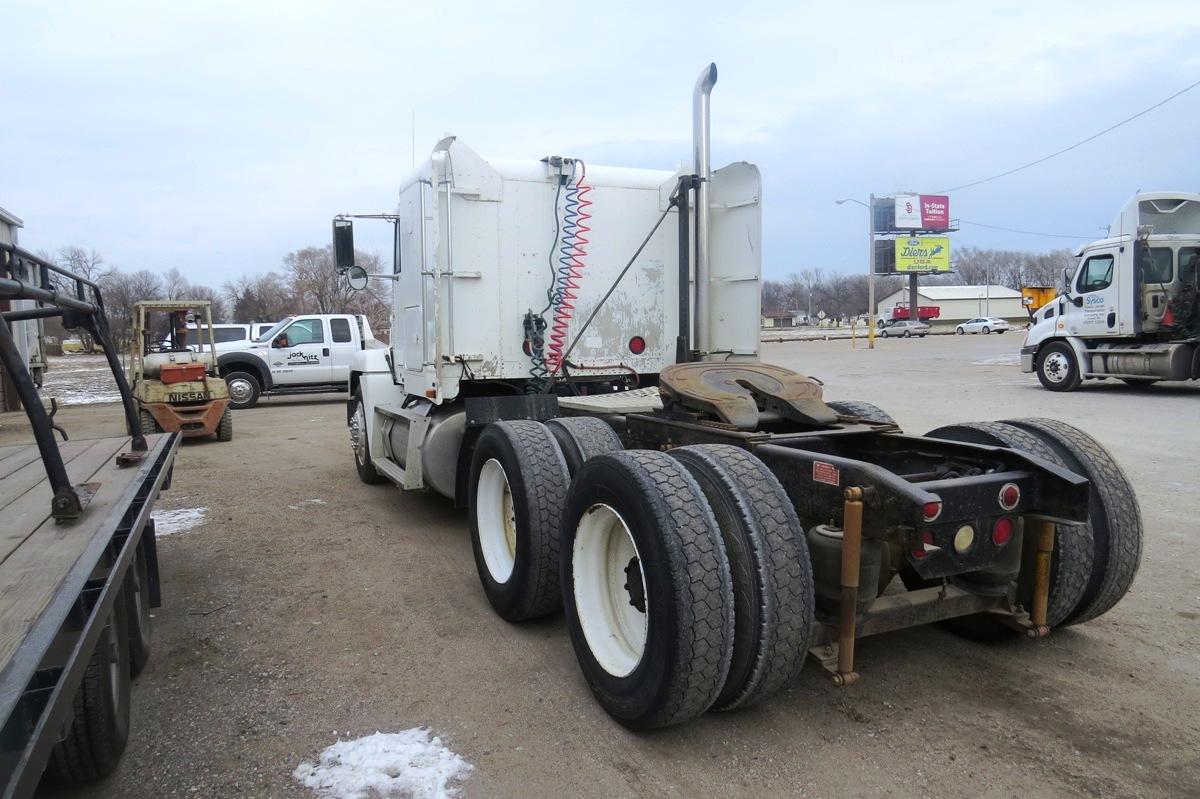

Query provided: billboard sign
[895,236,951,272]
[893,194,950,231]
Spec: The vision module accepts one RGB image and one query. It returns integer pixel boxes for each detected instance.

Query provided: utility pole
[836,196,878,348]
[867,193,876,349]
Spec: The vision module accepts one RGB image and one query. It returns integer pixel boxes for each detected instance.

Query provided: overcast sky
[4,1,1199,286]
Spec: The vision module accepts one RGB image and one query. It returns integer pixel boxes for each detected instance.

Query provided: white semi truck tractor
[333,64,1142,729]
[1022,191,1200,391]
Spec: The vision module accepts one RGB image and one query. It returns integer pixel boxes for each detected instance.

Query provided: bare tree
[162,267,190,300]
[99,269,164,346]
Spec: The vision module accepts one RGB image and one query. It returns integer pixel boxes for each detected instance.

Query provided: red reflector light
[922,500,942,522]
[628,336,646,355]
[912,529,935,558]
[992,517,1015,546]
[999,482,1020,510]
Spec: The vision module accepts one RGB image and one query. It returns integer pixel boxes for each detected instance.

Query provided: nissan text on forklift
[331,64,1142,729]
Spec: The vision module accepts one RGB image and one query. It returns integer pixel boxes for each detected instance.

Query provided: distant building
[877,284,1024,323]
[761,312,798,329]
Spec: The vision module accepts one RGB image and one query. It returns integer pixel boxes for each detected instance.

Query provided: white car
[956,317,1010,335]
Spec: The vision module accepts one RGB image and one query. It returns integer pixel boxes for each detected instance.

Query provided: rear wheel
[215,408,233,442]
[468,421,570,621]
[924,422,1094,633]
[669,445,812,711]
[561,451,733,729]
[350,390,382,484]
[904,329,912,338]
[138,410,160,435]
[224,371,261,409]
[1002,418,1142,624]
[1036,342,1082,392]
[545,417,623,477]
[47,592,132,783]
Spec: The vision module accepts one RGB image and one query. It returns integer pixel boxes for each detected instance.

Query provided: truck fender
[454,425,484,511]
[217,352,273,390]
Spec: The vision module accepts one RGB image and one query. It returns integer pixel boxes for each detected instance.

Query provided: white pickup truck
[216,313,382,408]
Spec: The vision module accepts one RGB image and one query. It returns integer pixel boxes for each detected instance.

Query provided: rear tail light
[999,483,1020,511]
[628,336,646,355]
[922,500,942,522]
[992,516,1015,546]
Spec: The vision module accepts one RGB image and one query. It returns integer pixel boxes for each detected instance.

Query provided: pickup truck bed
[0,432,178,797]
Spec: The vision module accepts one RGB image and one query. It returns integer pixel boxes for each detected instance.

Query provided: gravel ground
[3,334,1197,798]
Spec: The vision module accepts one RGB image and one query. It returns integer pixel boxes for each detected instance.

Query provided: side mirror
[1062,266,1072,288]
[333,218,355,272]
[347,265,369,291]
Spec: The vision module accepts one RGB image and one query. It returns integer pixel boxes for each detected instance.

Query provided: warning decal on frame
[813,461,840,487]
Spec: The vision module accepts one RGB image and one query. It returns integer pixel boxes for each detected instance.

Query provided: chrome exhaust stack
[693,62,717,353]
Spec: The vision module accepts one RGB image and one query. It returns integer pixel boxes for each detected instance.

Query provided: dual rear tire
[925,418,1142,636]
[466,421,814,728]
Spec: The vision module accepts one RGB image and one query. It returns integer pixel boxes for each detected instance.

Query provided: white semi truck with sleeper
[333,64,1143,729]
[1022,191,1200,390]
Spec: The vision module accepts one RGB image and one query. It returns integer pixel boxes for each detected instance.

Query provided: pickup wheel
[669,445,812,711]
[350,390,382,484]
[825,400,897,426]
[1036,342,1082,392]
[224,371,261,409]
[469,421,571,621]
[561,451,733,729]
[47,591,132,784]
[125,540,153,676]
[138,410,160,435]
[215,408,233,442]
[545,417,624,477]
[923,422,1094,634]
[1002,418,1143,625]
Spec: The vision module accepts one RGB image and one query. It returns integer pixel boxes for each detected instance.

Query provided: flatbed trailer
[1,241,179,793]
[0,433,177,796]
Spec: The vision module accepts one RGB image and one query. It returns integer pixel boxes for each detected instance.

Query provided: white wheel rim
[1043,351,1070,383]
[228,377,253,403]
[572,503,648,678]
[477,459,517,583]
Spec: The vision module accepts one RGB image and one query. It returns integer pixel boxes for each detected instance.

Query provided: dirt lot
[3,335,1197,798]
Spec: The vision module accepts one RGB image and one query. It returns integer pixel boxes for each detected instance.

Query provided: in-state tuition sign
[895,236,951,272]
[893,194,950,230]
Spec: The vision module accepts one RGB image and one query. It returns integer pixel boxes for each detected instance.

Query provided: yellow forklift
[131,300,232,441]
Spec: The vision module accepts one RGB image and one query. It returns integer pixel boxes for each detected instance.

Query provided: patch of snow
[288,498,328,510]
[153,507,208,536]
[294,729,471,799]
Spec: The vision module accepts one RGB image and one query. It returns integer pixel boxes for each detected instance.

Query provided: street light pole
[836,196,877,350]
[867,193,876,350]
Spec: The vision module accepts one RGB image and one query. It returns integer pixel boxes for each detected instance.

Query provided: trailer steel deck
[0,432,177,797]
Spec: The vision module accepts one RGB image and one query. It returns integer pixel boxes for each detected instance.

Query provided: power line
[958,219,1093,239]
[940,77,1200,193]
